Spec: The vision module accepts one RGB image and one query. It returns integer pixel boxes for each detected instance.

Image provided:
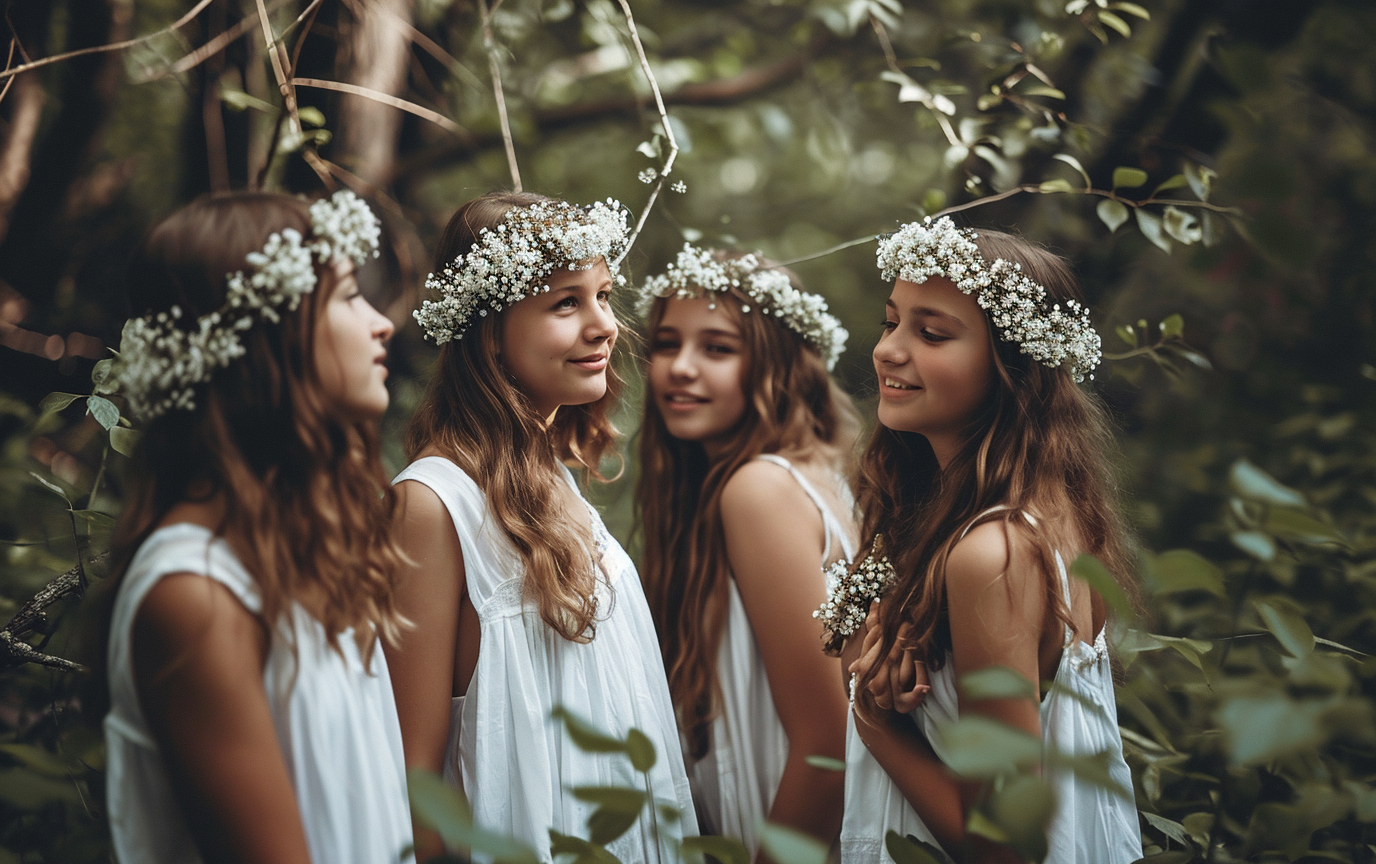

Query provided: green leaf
[1038,178,1075,193]
[1230,530,1276,562]
[624,728,656,772]
[921,188,947,215]
[757,823,828,864]
[1020,84,1065,100]
[1162,206,1203,244]
[1158,313,1184,339]
[1184,162,1216,201]
[1217,695,1326,766]
[0,744,72,778]
[39,392,82,413]
[1263,508,1345,545]
[109,425,142,457]
[407,768,539,864]
[27,471,70,505]
[1148,549,1225,598]
[987,774,1054,862]
[1115,323,1136,347]
[91,358,117,394]
[959,665,1037,701]
[1256,601,1315,658]
[1228,460,1305,507]
[1069,554,1131,620]
[572,786,648,813]
[548,830,621,864]
[681,835,750,864]
[297,106,326,128]
[804,754,846,771]
[1097,9,1132,37]
[1108,1,1150,19]
[1142,812,1192,848]
[965,809,1008,843]
[1134,209,1172,252]
[1052,153,1091,188]
[933,715,1041,778]
[1113,166,1149,189]
[1152,174,1189,195]
[0,767,81,809]
[1097,199,1130,233]
[883,831,945,864]
[552,706,628,753]
[87,395,120,431]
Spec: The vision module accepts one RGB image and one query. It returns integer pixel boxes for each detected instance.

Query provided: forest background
[0,0,1373,861]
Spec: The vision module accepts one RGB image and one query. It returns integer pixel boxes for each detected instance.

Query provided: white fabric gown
[393,456,697,863]
[840,542,1142,864]
[689,454,856,854]
[105,523,414,864]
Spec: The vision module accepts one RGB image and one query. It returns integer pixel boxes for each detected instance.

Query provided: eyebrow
[887,299,968,330]
[653,326,742,340]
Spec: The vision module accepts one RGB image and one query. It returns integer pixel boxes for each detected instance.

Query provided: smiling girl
[827,219,1141,864]
[387,192,696,862]
[636,246,858,856]
[102,191,413,864]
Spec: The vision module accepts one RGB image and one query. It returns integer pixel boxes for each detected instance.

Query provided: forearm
[853,710,966,857]
[759,750,846,862]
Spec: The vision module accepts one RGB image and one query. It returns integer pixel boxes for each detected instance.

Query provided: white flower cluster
[636,243,849,371]
[814,537,896,646]
[876,217,1102,382]
[112,189,382,421]
[413,198,629,345]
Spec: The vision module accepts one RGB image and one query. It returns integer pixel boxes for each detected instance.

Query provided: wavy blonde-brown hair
[404,191,621,643]
[106,191,409,664]
[637,267,860,759]
[854,229,1141,693]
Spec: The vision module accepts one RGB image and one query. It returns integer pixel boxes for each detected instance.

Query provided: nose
[668,345,697,380]
[873,328,906,368]
[370,302,395,343]
[584,298,618,345]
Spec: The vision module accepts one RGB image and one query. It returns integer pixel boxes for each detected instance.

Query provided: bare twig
[290,77,477,145]
[871,16,960,148]
[779,234,881,268]
[613,0,678,264]
[0,39,18,108]
[253,0,331,188]
[0,0,216,83]
[0,554,108,673]
[137,0,295,82]
[476,0,520,190]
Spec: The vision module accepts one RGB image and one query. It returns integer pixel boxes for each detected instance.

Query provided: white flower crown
[814,537,896,650]
[635,243,849,371]
[112,189,382,422]
[413,198,630,345]
[876,217,1102,382]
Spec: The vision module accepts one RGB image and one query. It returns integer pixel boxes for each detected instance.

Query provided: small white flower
[671,180,687,194]
[638,168,658,184]
[814,538,897,642]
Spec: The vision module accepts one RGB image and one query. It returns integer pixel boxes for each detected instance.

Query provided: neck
[923,432,960,471]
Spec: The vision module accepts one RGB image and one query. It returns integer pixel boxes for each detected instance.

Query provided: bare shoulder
[945,517,1040,596]
[719,458,817,522]
[394,478,455,531]
[133,573,265,678]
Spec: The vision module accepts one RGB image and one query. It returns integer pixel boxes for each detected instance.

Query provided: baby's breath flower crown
[413,198,630,345]
[815,536,896,654]
[876,217,1102,382]
[635,243,849,371]
[111,190,382,422]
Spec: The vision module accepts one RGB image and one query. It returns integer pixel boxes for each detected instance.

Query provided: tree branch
[476,0,520,190]
[0,553,107,673]
[290,77,477,145]
[614,0,677,263]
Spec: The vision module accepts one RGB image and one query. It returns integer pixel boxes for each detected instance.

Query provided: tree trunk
[335,0,413,186]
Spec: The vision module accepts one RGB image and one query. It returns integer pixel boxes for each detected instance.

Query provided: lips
[662,391,707,411]
[569,353,610,371]
[881,376,921,392]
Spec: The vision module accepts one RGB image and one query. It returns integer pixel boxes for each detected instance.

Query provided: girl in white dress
[825,220,1142,864]
[388,192,697,862]
[102,191,414,864]
[636,246,858,854]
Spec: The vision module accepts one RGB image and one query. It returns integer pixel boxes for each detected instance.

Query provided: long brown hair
[637,267,860,759]
[855,229,1140,690]
[107,191,408,663]
[404,191,621,643]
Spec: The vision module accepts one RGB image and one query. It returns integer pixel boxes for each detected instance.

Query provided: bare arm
[720,462,849,859]
[385,479,468,859]
[133,573,312,864]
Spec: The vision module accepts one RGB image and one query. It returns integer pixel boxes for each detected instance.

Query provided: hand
[848,602,930,714]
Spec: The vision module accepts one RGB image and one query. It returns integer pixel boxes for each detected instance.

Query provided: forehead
[655,295,742,335]
[546,258,612,289]
[888,276,983,320]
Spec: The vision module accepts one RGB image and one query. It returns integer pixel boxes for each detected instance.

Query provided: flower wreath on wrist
[635,243,849,371]
[413,198,630,345]
[815,535,897,654]
[111,189,382,422]
[876,217,1102,382]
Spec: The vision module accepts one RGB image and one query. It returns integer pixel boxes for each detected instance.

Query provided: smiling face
[499,259,618,418]
[647,295,749,459]
[313,257,395,421]
[873,276,995,465]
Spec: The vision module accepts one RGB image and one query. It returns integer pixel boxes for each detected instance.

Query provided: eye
[597,289,613,303]
[554,296,578,310]
[880,319,898,331]
[649,339,679,353]
[920,328,952,343]
[705,342,736,355]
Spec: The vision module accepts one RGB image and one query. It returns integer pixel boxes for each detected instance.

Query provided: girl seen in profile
[637,245,858,856]
[102,190,414,864]
[830,219,1143,864]
[386,192,697,863]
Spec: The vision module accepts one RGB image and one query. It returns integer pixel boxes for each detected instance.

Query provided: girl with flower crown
[387,191,696,862]
[101,191,413,863]
[636,246,859,856]
[826,221,1142,864]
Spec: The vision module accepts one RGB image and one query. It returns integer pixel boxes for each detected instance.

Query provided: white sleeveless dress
[840,516,1141,864]
[689,453,856,854]
[104,523,414,864]
[393,456,697,863]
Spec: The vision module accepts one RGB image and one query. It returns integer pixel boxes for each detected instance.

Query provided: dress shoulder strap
[753,454,856,562]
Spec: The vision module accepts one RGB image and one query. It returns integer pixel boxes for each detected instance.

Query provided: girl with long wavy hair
[388,192,696,862]
[101,190,413,864]
[828,219,1142,864]
[636,246,859,855]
